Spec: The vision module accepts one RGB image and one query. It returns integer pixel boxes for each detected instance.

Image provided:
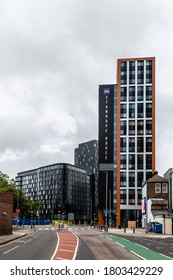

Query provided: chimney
[152,170,158,176]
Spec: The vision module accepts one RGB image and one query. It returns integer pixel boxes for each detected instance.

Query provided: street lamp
[105,171,108,231]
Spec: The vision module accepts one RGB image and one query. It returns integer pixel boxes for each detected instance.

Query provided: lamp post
[105,171,108,231]
[145,186,148,233]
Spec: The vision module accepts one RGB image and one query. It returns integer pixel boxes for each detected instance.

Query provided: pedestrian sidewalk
[0,227,36,245]
[107,227,173,238]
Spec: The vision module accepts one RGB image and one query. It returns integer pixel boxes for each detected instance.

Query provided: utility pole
[105,171,108,231]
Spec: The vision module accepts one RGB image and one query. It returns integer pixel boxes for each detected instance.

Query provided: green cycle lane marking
[105,234,173,260]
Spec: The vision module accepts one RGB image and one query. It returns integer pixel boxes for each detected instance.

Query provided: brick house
[0,193,14,235]
[142,171,173,234]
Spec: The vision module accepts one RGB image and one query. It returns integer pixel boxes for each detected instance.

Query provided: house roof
[147,173,168,183]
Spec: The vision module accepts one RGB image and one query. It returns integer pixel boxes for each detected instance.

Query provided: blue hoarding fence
[12,218,50,226]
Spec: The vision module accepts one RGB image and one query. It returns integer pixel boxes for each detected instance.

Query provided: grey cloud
[0,0,173,178]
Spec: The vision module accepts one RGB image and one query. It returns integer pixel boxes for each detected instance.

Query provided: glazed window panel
[129,154,135,170]
[137,172,143,188]
[137,86,144,101]
[137,189,142,205]
[120,172,127,187]
[129,120,135,135]
[137,103,144,118]
[129,86,135,101]
[137,120,144,135]
[146,154,152,170]
[120,154,127,169]
[121,87,127,101]
[146,120,152,135]
[120,189,127,204]
[120,120,127,135]
[129,103,135,118]
[146,137,152,152]
[129,172,135,187]
[137,154,143,170]
[162,183,168,193]
[137,137,144,152]
[129,61,135,84]
[146,85,152,101]
[120,137,127,152]
[121,103,127,118]
[155,183,161,193]
[129,137,135,152]
[146,103,152,118]
[129,189,135,204]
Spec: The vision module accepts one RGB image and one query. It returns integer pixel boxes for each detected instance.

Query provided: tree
[0,171,34,218]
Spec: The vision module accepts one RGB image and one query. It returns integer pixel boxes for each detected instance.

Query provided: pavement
[0,226,172,246]
[0,226,36,245]
[95,226,173,238]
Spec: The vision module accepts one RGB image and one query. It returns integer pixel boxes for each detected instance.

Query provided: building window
[121,103,127,118]
[129,172,135,187]
[129,120,135,135]
[129,137,135,152]
[121,62,127,85]
[120,137,127,152]
[137,60,144,84]
[162,183,168,193]
[146,120,152,135]
[146,137,152,152]
[155,183,161,193]
[146,86,152,101]
[121,87,127,101]
[146,60,152,84]
[120,172,126,187]
[120,155,127,169]
[120,120,127,135]
[146,103,152,118]
[129,154,135,170]
[129,103,135,118]
[137,103,144,118]
[137,154,143,170]
[129,61,135,84]
[137,172,143,188]
[120,189,126,204]
[146,154,152,170]
[137,120,144,135]
[137,189,142,205]
[129,189,135,204]
[137,86,144,101]
[137,137,144,152]
[129,86,135,101]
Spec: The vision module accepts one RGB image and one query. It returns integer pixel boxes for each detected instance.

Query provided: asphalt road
[1,225,172,260]
[0,227,57,260]
[68,227,141,260]
[114,234,173,259]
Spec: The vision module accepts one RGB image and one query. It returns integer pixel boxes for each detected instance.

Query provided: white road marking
[23,239,32,244]
[3,246,20,254]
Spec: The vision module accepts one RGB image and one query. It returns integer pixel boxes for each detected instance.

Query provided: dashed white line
[3,246,19,254]
[23,239,32,244]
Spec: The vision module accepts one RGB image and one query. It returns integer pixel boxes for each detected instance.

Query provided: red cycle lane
[52,231,78,260]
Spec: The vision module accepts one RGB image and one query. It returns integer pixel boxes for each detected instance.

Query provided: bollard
[124,227,126,233]
[133,227,135,233]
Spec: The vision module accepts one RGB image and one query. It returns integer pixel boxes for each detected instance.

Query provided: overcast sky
[0,0,173,179]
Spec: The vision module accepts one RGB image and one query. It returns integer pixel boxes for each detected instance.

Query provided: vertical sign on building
[98,85,114,164]
[98,85,115,225]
